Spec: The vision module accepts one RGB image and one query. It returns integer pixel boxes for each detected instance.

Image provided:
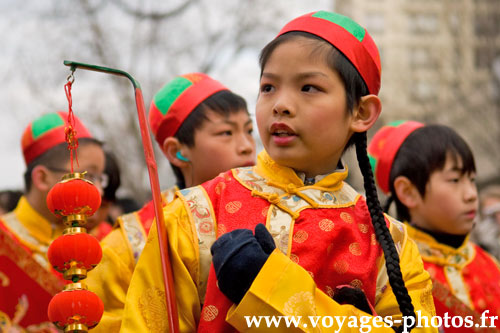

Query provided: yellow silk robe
[121,152,436,332]
[86,188,177,332]
[0,196,64,331]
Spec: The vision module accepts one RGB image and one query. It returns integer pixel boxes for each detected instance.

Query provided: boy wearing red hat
[0,111,105,331]
[369,121,500,331]
[86,73,256,332]
[121,11,435,333]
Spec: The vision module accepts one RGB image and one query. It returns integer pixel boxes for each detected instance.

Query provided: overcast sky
[0,0,333,191]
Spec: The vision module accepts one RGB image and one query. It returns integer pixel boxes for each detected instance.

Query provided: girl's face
[411,154,478,235]
[256,37,355,178]
[185,109,255,186]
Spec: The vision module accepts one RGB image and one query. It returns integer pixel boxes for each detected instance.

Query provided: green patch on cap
[31,113,64,139]
[312,11,365,42]
[369,154,377,173]
[388,120,407,127]
[154,77,193,115]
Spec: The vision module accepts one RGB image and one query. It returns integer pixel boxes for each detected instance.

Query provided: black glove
[211,223,275,304]
[333,286,373,315]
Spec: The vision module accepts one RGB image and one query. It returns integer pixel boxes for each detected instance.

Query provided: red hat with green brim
[277,11,381,95]
[21,111,92,165]
[367,120,424,194]
[149,73,228,146]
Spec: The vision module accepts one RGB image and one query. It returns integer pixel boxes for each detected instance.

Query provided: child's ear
[393,176,421,209]
[31,165,54,192]
[350,95,382,133]
[162,137,189,167]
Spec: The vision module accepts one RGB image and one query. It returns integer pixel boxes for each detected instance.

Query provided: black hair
[260,32,416,331]
[103,150,121,202]
[388,125,476,222]
[170,90,248,189]
[23,138,103,192]
[0,190,23,213]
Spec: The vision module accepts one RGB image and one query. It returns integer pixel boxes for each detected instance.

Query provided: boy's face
[46,142,106,228]
[185,109,255,185]
[256,37,354,177]
[411,154,478,235]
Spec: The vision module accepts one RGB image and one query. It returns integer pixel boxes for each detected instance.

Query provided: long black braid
[355,132,416,332]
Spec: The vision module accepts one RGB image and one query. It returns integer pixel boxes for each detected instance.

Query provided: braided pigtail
[355,132,416,332]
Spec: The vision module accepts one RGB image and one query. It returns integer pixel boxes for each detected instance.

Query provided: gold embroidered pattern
[340,212,353,224]
[334,260,349,274]
[349,242,362,256]
[139,287,167,332]
[217,223,227,236]
[0,271,9,287]
[375,217,407,302]
[283,291,316,316]
[261,206,269,217]
[350,279,363,289]
[408,223,475,308]
[214,182,226,195]
[3,212,49,269]
[225,201,242,214]
[358,223,369,233]
[290,254,299,264]
[325,285,334,297]
[120,188,175,264]
[233,167,360,258]
[319,219,334,231]
[293,230,308,243]
[268,208,293,255]
[178,186,217,304]
[119,213,146,264]
[202,305,218,321]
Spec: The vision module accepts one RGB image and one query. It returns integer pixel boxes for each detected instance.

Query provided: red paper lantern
[48,289,104,330]
[48,232,102,275]
[46,175,101,219]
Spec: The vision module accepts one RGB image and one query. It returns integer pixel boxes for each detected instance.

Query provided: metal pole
[63,60,179,333]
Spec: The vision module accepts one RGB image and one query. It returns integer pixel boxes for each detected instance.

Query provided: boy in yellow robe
[87,73,256,332]
[0,111,105,331]
[369,121,500,332]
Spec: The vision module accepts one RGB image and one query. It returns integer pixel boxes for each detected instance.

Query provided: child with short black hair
[369,121,500,330]
[87,73,255,332]
[121,12,435,332]
[0,111,105,331]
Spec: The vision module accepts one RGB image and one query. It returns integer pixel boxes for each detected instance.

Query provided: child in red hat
[369,121,500,331]
[0,111,105,331]
[121,11,435,333]
[87,73,256,332]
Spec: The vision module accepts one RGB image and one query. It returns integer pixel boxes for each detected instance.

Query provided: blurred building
[336,0,500,185]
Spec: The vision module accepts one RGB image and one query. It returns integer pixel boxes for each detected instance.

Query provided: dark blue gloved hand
[333,286,373,315]
[211,223,275,304]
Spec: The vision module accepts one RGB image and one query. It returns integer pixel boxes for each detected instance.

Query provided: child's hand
[333,285,375,315]
[211,224,275,304]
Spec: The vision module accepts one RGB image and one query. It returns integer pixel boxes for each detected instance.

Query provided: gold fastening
[63,215,87,227]
[63,227,87,235]
[63,282,88,291]
[63,265,87,281]
[61,172,87,182]
[65,323,88,332]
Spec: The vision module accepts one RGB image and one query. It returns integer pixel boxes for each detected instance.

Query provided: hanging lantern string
[64,70,79,173]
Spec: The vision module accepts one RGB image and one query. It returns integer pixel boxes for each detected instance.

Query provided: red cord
[64,81,79,173]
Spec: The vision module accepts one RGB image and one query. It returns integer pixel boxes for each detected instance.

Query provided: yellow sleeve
[226,235,436,332]
[86,228,134,333]
[120,198,201,333]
